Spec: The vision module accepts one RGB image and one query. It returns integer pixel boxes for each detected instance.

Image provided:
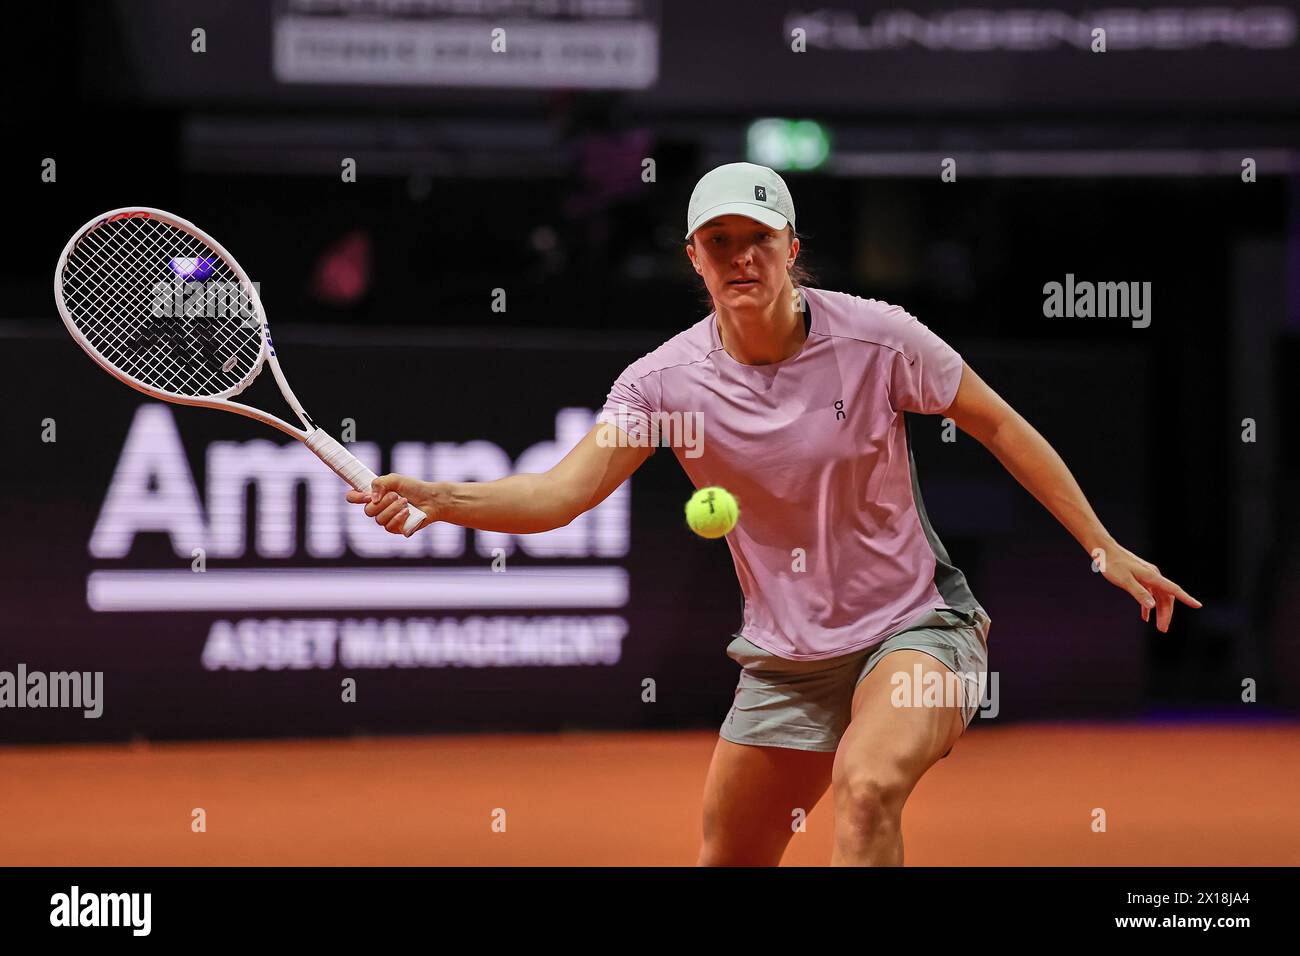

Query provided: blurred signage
[789,6,1296,51]
[88,403,632,669]
[273,0,661,88]
[89,0,1300,112]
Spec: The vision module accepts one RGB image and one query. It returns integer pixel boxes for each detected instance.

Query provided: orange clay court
[2,721,1297,866]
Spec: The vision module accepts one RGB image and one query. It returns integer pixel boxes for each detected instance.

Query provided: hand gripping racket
[54,206,427,536]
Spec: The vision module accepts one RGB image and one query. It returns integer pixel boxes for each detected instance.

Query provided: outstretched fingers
[1137,572,1202,632]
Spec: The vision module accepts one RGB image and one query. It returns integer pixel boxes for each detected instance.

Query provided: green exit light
[746,119,832,171]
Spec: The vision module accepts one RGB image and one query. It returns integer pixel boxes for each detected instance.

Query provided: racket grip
[304,428,427,537]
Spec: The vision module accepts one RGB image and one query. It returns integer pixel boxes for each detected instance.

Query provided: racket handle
[304,428,427,537]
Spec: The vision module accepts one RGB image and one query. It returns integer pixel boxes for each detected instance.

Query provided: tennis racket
[53,206,427,536]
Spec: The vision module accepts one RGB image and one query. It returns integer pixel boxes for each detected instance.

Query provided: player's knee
[831,770,905,837]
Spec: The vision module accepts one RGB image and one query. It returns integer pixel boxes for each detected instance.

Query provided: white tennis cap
[685,162,796,240]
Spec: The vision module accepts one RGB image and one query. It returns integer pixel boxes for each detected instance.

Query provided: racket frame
[54,206,427,536]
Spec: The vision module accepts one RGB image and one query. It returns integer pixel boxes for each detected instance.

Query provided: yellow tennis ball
[685,486,739,539]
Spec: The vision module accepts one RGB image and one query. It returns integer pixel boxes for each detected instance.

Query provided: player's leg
[829,648,969,866]
[697,736,834,866]
[699,635,863,865]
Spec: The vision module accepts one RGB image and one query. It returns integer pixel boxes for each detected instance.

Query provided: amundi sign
[85,404,632,614]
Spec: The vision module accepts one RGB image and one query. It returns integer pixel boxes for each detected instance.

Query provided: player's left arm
[941,360,1201,632]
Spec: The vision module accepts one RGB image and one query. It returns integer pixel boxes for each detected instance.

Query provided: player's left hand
[1094,542,1201,632]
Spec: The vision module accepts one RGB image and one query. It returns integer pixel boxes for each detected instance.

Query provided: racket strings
[67,228,194,390]
[89,218,255,391]
[60,215,264,398]
[66,217,258,395]
[66,220,248,396]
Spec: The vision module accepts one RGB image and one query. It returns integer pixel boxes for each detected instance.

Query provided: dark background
[3,0,1298,742]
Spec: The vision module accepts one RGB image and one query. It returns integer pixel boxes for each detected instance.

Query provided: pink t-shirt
[597,286,981,660]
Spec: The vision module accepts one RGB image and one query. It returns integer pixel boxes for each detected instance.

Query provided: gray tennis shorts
[719,607,991,756]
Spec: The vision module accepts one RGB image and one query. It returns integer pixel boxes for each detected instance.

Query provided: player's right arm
[346,423,652,535]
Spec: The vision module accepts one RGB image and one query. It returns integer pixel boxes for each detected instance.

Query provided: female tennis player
[346,162,1201,866]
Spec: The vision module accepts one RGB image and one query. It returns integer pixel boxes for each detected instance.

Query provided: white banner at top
[273,7,660,88]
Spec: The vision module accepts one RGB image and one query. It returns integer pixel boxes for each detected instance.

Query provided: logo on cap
[754,185,767,201]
